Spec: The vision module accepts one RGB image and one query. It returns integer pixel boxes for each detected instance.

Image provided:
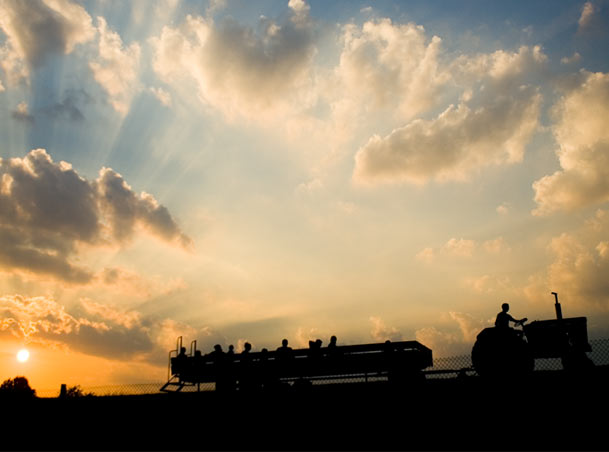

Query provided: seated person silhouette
[275,339,294,377]
[328,336,337,348]
[174,346,188,376]
[242,342,252,355]
[209,344,224,359]
[207,345,225,370]
[495,303,523,329]
[259,348,278,390]
[239,342,254,391]
[308,339,322,367]
[495,303,527,344]
[192,350,204,386]
[209,344,228,391]
[326,335,341,363]
[276,339,293,358]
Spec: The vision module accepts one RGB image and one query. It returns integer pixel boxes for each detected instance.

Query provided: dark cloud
[0,0,95,67]
[152,0,317,119]
[96,167,193,249]
[0,226,93,283]
[0,295,152,360]
[42,95,85,121]
[66,321,153,360]
[0,149,192,283]
[577,1,609,36]
[11,102,34,124]
[0,294,215,363]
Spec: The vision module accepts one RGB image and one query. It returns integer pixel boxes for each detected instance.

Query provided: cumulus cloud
[483,237,510,254]
[0,294,150,360]
[11,101,34,124]
[0,294,86,340]
[0,37,29,87]
[42,90,88,121]
[0,0,94,71]
[331,19,448,123]
[414,326,455,355]
[354,86,541,184]
[0,39,28,87]
[0,1,141,105]
[0,149,192,283]
[576,2,609,38]
[369,316,402,342]
[524,209,609,312]
[561,52,581,65]
[444,238,477,257]
[415,312,487,356]
[295,326,326,348]
[149,86,171,107]
[579,2,596,29]
[415,247,435,264]
[351,44,545,185]
[465,274,513,294]
[533,71,609,215]
[0,294,208,361]
[597,240,609,259]
[151,1,317,121]
[534,209,609,310]
[89,17,141,115]
[451,45,547,87]
[206,0,227,15]
[496,202,510,215]
[416,236,509,264]
[96,167,192,248]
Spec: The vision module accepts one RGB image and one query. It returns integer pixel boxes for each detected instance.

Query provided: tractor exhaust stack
[552,292,563,320]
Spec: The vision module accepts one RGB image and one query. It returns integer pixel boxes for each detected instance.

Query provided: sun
[16,349,29,363]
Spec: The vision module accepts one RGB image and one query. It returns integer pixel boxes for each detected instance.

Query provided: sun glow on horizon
[17,349,30,363]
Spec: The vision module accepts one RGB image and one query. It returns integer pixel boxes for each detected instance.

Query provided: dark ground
[5,367,609,451]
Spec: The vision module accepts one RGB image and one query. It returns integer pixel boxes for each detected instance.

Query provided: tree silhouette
[64,385,94,398]
[0,376,36,399]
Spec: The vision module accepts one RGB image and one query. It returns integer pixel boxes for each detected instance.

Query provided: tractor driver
[495,303,524,329]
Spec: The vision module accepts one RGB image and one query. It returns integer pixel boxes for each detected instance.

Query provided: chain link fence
[426,337,609,378]
[35,338,609,397]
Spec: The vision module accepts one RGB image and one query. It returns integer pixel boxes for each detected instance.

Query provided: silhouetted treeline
[0,376,36,399]
[3,365,609,451]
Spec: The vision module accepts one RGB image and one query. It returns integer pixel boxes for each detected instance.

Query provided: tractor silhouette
[472,292,594,377]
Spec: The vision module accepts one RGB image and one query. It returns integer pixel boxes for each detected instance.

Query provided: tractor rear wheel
[472,328,534,378]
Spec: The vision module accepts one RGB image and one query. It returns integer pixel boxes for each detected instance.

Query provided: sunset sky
[2,0,609,390]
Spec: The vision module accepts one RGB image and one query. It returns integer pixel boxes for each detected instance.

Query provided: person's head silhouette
[502,303,510,312]
[282,339,288,347]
